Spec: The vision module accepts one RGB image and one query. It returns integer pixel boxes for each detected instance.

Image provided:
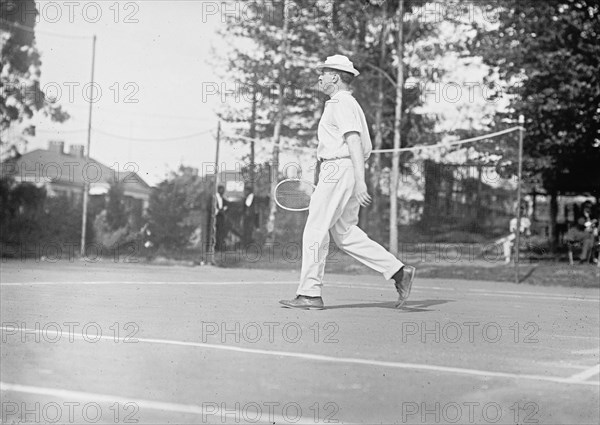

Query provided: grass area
[416,263,599,288]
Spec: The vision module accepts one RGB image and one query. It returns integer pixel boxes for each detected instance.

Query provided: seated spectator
[564,217,596,264]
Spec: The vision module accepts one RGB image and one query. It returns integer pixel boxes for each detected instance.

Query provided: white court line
[472,292,599,302]
[332,282,598,298]
[2,327,598,387]
[569,364,600,382]
[0,382,324,424]
[469,288,600,296]
[328,283,600,303]
[554,335,600,341]
[0,281,298,286]
[571,348,600,354]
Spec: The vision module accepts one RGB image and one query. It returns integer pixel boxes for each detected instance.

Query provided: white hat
[316,54,360,76]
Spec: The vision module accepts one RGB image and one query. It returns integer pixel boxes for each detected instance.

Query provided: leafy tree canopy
[473,0,600,195]
[0,0,69,147]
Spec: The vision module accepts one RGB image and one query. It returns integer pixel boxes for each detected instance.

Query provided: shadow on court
[324,298,453,311]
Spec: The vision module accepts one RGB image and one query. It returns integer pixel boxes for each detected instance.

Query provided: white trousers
[297,158,404,297]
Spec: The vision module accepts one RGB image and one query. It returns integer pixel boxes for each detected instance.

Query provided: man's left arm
[346,131,371,207]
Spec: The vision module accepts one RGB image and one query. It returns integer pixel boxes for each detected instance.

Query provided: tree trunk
[549,189,558,252]
[389,0,405,255]
[249,79,257,186]
[265,0,289,243]
[330,0,338,35]
[369,6,389,238]
[358,12,367,50]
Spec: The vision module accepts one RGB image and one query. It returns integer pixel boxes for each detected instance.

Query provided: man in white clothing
[279,55,416,310]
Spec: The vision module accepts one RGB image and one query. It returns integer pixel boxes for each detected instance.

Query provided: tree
[474,0,600,185]
[216,0,329,242]
[0,177,89,252]
[0,0,68,148]
[389,0,405,255]
[146,167,211,253]
[350,0,445,242]
[0,177,45,245]
[473,0,600,246]
[105,182,128,231]
[265,0,291,241]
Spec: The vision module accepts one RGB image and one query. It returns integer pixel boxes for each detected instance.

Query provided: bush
[0,178,93,256]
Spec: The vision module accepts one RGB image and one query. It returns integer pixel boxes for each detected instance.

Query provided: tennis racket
[274,179,315,211]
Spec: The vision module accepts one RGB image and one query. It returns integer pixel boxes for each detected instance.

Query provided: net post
[514,115,525,284]
[209,121,221,265]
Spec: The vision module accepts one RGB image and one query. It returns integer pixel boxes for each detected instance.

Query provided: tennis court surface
[2,260,599,424]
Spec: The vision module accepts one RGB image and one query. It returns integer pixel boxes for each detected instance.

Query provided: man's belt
[314,156,351,185]
[318,156,351,163]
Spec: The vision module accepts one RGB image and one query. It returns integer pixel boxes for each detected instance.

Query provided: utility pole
[514,115,525,283]
[80,34,96,257]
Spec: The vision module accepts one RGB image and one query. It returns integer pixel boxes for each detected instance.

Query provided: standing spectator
[501,207,531,264]
[578,201,598,263]
[215,185,228,251]
[581,201,596,225]
[242,186,256,246]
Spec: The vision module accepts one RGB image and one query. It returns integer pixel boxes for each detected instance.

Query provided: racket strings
[275,180,314,210]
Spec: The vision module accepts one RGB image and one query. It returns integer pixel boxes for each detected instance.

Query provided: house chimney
[69,144,85,158]
[182,167,199,177]
[48,141,65,154]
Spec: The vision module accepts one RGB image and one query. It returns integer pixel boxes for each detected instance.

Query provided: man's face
[218,187,224,195]
[318,68,339,95]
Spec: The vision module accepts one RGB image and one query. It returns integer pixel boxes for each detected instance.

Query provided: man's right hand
[354,180,372,207]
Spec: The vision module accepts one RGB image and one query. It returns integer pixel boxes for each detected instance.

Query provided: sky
[18,1,249,185]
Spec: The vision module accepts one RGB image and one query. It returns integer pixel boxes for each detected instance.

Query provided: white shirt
[317,90,372,161]
[509,217,531,233]
[245,193,254,207]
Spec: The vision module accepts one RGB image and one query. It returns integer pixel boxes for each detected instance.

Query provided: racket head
[274,179,315,211]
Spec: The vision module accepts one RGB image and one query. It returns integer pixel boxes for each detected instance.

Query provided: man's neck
[328,87,351,99]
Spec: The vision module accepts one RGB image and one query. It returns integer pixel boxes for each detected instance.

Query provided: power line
[61,103,219,122]
[93,128,216,142]
[223,133,271,143]
[35,126,218,141]
[0,18,91,40]
[36,128,88,134]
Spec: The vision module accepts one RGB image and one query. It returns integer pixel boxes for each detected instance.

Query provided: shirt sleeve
[331,98,362,136]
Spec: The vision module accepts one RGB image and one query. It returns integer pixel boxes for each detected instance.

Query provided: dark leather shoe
[393,265,416,308]
[279,295,325,310]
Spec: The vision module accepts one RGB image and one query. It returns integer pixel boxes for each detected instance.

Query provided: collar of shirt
[326,90,352,103]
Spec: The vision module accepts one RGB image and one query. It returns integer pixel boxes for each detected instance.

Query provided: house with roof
[1,140,152,217]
